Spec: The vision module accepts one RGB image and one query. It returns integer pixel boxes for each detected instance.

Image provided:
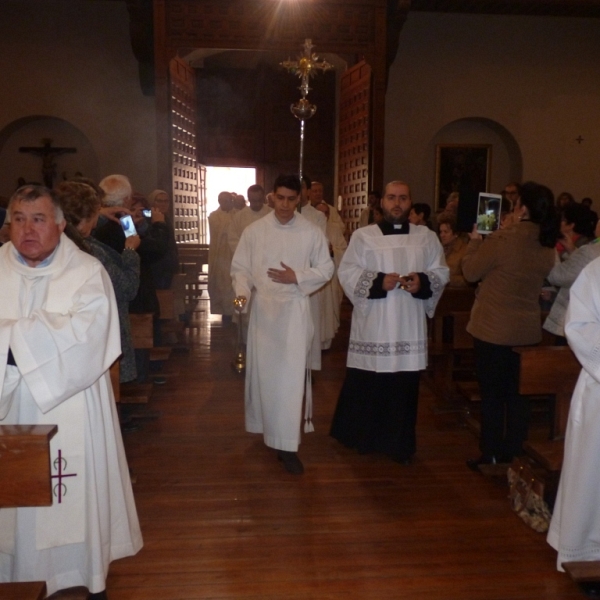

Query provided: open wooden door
[338,60,372,235]
[169,57,205,244]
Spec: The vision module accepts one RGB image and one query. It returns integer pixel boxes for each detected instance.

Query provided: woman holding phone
[55,181,141,384]
[461,182,559,470]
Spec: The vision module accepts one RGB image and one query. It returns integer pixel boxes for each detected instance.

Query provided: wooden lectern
[0,424,58,598]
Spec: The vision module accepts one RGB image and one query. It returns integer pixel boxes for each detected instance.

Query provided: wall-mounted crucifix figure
[19,138,77,188]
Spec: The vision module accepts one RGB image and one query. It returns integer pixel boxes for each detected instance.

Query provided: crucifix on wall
[19,138,77,188]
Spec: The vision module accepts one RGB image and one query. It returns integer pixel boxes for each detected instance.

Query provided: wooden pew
[427,288,475,401]
[0,582,46,599]
[153,289,176,360]
[0,424,57,598]
[429,287,476,347]
[515,345,581,472]
[121,313,154,403]
[506,346,580,516]
[563,562,600,594]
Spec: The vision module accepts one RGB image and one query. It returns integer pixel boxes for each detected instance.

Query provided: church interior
[3,0,600,598]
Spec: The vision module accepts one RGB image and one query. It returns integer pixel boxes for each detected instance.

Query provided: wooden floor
[107,301,583,600]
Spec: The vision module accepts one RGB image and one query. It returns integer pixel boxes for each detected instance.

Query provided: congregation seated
[544,217,600,342]
[437,214,468,288]
[409,202,432,229]
[556,202,594,261]
[581,196,598,232]
[556,191,575,210]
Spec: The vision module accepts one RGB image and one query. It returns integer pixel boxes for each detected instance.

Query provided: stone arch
[0,116,100,197]
[429,117,523,208]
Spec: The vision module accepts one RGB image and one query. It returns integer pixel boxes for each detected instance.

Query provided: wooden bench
[516,345,581,472]
[563,561,600,593]
[121,313,155,403]
[0,424,56,598]
[427,288,475,401]
[0,582,46,599]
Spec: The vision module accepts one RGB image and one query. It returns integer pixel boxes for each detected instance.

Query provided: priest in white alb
[330,180,449,464]
[299,177,328,369]
[227,184,271,343]
[315,200,348,349]
[0,185,142,599]
[231,174,334,475]
[227,184,271,255]
[548,255,600,573]
[208,191,235,322]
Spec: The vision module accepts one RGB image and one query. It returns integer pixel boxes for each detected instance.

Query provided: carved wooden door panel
[169,57,202,244]
[338,60,372,235]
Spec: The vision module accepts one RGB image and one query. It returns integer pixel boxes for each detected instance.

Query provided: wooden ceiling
[409,0,600,17]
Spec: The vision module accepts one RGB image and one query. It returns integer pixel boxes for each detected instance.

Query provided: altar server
[330,180,449,463]
[231,174,334,475]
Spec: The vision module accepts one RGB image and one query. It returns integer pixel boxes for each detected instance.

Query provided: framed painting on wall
[435,144,492,210]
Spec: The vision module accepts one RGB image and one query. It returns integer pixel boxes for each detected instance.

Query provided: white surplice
[320,219,347,349]
[0,235,142,595]
[231,212,334,451]
[299,204,328,368]
[338,223,449,372]
[547,256,600,570]
[208,207,235,315]
[227,204,272,255]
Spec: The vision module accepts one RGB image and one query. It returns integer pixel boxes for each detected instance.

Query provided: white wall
[0,0,156,198]
[385,12,600,208]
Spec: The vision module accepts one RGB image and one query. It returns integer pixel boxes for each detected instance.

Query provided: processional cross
[19,138,77,188]
[280,39,333,182]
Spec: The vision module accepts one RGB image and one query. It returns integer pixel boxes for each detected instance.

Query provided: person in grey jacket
[544,219,600,341]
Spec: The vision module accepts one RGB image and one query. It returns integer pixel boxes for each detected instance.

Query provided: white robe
[227,204,272,342]
[299,204,328,368]
[227,204,272,255]
[338,223,449,372]
[320,219,347,349]
[230,212,334,451]
[208,207,235,315]
[0,235,142,595]
[547,256,600,570]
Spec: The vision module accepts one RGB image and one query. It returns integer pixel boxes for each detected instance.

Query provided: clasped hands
[383,271,420,293]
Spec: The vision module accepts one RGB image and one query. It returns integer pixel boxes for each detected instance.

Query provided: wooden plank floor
[107,301,582,599]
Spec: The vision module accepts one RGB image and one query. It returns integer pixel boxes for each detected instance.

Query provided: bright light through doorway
[205,166,257,239]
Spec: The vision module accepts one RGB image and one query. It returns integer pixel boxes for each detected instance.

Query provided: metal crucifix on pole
[280,39,333,184]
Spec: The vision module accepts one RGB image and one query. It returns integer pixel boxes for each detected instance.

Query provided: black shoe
[466,455,497,472]
[277,450,304,475]
[153,376,167,385]
[89,592,108,600]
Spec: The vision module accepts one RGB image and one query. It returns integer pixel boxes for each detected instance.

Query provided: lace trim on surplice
[353,269,378,299]
[348,340,427,357]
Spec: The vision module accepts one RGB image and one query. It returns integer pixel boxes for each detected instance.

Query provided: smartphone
[142,209,152,218]
[476,193,502,234]
[119,215,138,238]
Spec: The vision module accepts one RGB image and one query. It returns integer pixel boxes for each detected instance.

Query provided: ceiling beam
[410,0,600,17]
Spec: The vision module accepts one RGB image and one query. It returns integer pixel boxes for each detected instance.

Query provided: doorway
[205,166,257,242]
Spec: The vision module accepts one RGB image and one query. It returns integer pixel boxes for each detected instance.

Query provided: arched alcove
[0,116,100,197]
[427,117,522,208]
